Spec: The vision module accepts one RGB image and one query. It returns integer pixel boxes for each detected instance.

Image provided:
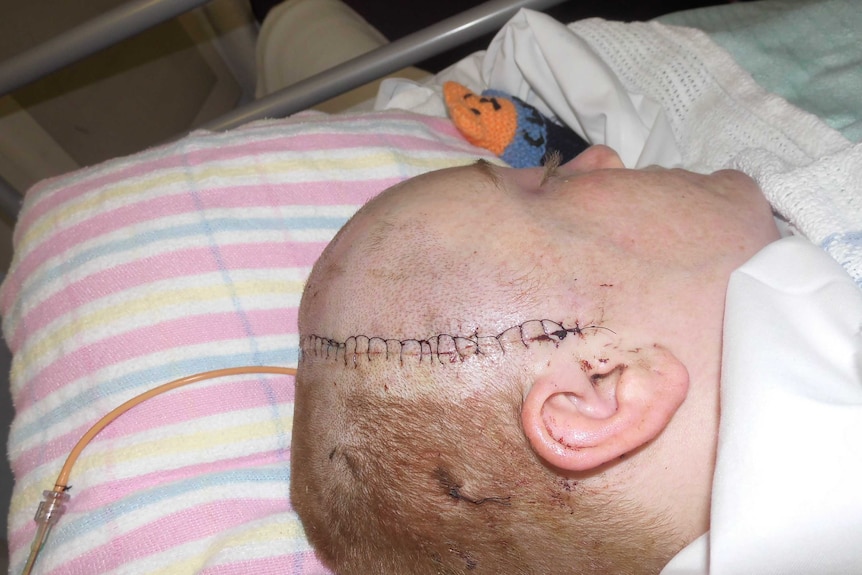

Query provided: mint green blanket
[661,0,862,142]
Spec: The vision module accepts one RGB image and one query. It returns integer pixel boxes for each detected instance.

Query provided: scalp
[290,164,690,574]
[290,356,678,575]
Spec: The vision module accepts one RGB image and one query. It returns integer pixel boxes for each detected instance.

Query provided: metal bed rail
[0,0,568,221]
[202,0,569,130]
[0,0,214,98]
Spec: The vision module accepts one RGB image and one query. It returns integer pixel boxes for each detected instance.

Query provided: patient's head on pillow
[290,145,780,574]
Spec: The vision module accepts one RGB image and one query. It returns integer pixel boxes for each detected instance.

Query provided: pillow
[1,110,494,574]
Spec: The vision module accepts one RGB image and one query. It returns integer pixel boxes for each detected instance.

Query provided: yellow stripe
[76,414,294,474]
[142,518,310,575]
[10,415,294,519]
[202,516,310,549]
[12,278,304,380]
[146,555,207,575]
[19,153,473,256]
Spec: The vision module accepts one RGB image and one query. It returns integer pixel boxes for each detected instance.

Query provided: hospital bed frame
[0,0,568,222]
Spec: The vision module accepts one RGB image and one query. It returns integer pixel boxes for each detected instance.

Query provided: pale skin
[296,145,781,569]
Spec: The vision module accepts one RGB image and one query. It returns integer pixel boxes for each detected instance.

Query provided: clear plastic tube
[20,365,296,575]
[22,490,70,575]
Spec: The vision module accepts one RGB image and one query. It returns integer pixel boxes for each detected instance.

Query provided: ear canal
[521,345,689,472]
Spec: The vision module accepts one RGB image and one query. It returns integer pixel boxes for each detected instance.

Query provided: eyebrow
[472,158,505,190]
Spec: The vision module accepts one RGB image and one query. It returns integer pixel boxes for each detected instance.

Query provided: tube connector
[35,489,70,526]
[22,490,71,575]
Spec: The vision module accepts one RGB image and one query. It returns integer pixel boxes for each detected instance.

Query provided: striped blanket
[1,111,495,574]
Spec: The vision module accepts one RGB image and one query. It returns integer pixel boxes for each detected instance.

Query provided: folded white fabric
[665,236,862,574]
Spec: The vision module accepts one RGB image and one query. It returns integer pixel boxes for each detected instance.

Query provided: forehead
[301,160,774,343]
[301,169,569,341]
[358,160,745,234]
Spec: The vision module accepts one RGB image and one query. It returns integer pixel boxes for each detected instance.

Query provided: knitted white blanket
[378,9,862,288]
[569,16,862,289]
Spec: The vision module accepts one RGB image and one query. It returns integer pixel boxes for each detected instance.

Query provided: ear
[521,345,689,471]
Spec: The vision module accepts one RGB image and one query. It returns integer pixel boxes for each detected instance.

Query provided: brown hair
[290,361,679,574]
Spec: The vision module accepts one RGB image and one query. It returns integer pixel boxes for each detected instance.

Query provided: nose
[560,145,625,173]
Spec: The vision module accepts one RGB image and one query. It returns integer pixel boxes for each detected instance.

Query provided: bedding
[3,1,862,574]
[665,236,862,573]
[376,4,862,287]
[1,112,497,574]
[660,0,862,142]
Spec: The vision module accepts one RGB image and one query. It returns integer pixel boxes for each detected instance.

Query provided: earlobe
[521,345,689,472]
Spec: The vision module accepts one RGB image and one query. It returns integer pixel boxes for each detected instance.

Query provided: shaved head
[290,147,780,574]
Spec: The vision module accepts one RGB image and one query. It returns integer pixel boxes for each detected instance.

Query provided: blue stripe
[187,183,292,486]
[22,466,292,565]
[8,215,348,328]
[12,347,298,447]
[821,230,862,248]
[820,231,862,288]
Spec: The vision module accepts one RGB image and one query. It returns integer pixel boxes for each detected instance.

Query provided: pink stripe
[19,308,298,409]
[198,550,332,575]
[3,179,377,315]
[9,242,327,351]
[18,120,462,233]
[13,374,296,480]
[6,115,479,318]
[42,499,295,574]
[9,420,93,483]
[75,451,294,514]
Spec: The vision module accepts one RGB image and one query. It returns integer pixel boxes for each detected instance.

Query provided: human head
[291,146,780,574]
